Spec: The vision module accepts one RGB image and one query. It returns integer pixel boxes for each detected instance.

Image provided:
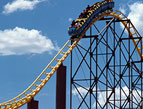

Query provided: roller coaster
[0,0,143,108]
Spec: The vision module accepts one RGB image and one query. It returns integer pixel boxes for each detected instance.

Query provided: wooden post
[27,98,38,109]
[56,64,67,109]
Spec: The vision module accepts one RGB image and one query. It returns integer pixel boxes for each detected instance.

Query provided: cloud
[120,2,143,35]
[68,18,73,22]
[72,87,88,98]
[127,2,143,35]
[73,86,141,108]
[0,27,58,56]
[119,6,126,15]
[3,0,45,14]
[93,86,141,108]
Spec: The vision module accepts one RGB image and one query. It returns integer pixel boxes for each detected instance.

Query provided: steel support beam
[70,16,143,109]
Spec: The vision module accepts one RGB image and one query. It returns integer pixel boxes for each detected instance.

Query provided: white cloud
[127,2,143,35]
[93,86,141,108]
[72,87,88,98]
[0,27,58,56]
[3,0,45,14]
[119,7,126,15]
[120,2,143,35]
[68,18,73,22]
[73,86,141,108]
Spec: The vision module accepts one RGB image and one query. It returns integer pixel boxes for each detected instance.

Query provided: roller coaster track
[0,9,142,109]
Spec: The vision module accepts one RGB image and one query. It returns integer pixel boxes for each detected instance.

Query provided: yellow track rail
[0,9,142,109]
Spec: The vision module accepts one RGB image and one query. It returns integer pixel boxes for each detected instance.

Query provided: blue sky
[0,0,143,109]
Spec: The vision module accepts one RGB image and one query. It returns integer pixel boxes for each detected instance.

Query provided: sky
[0,0,143,109]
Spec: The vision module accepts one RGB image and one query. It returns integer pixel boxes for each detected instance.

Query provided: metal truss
[70,17,143,109]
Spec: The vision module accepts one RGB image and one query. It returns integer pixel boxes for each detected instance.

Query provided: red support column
[27,98,39,109]
[56,64,67,109]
